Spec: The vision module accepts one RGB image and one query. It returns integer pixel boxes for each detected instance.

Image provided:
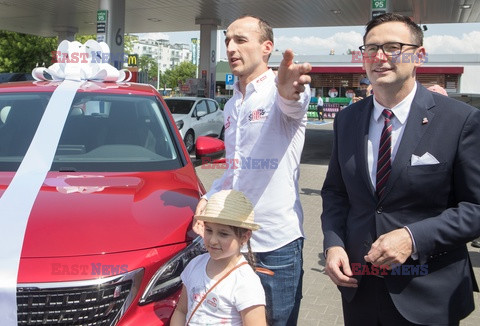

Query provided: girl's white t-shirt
[181,253,266,325]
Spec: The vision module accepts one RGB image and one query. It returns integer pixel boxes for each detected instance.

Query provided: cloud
[132,32,170,41]
[274,30,480,55]
[424,31,480,54]
[275,31,364,55]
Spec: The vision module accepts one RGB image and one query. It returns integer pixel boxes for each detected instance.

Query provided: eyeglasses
[359,42,420,57]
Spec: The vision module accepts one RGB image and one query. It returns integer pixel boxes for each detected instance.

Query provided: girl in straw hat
[171,190,267,326]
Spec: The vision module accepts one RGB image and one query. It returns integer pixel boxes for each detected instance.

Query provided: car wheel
[219,127,225,141]
[184,130,195,153]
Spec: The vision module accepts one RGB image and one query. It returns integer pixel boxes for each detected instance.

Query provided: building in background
[132,38,193,73]
[269,51,480,117]
[213,51,480,119]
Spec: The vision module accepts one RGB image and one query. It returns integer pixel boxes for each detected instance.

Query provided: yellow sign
[127,54,138,67]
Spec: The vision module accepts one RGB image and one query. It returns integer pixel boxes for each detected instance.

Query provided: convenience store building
[266,51,480,117]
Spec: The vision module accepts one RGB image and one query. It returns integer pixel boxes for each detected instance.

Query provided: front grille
[17,268,143,326]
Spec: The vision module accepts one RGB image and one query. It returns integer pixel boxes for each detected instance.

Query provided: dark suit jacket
[321,83,480,324]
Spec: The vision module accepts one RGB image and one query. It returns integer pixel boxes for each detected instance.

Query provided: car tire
[219,127,225,141]
[184,130,195,153]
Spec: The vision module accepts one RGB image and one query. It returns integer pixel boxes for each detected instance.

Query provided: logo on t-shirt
[256,75,267,84]
[225,116,231,130]
[248,108,266,122]
[205,292,219,312]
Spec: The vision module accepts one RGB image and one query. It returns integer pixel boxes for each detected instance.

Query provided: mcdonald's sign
[127,54,138,67]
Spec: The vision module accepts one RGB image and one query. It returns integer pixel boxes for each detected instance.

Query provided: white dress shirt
[367,83,419,257]
[205,69,311,252]
[367,83,417,187]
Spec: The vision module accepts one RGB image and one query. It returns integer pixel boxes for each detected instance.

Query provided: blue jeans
[256,238,304,326]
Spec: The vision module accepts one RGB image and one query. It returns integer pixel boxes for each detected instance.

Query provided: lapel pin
[422,117,428,124]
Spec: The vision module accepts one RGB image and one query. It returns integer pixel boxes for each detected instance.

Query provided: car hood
[0,169,202,258]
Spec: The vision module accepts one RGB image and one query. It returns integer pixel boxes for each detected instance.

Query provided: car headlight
[175,120,184,130]
[139,236,206,305]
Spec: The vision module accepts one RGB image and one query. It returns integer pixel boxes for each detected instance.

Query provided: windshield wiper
[57,167,77,172]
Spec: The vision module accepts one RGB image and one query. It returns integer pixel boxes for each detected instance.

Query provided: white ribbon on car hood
[0,40,129,324]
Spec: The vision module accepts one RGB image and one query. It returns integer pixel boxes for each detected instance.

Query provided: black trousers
[317,106,324,120]
[341,276,459,326]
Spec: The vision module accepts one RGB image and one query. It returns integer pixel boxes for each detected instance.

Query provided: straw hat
[195,190,260,230]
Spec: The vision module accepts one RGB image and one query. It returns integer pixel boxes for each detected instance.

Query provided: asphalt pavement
[194,120,480,326]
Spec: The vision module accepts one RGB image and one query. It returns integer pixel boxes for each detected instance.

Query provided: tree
[75,34,96,44]
[137,59,197,88]
[162,61,197,89]
[124,34,137,55]
[0,31,57,73]
[137,55,157,85]
[0,31,138,73]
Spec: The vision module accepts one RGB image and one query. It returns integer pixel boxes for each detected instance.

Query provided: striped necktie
[376,109,394,197]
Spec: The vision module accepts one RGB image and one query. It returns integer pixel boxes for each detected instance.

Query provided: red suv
[0,81,223,325]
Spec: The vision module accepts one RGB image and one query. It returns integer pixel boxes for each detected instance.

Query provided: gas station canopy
[0,0,479,37]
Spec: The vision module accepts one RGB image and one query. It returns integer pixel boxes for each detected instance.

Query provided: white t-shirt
[317,97,323,107]
[205,69,311,252]
[181,253,266,326]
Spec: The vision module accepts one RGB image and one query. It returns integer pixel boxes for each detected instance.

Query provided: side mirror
[196,111,207,120]
[195,136,225,165]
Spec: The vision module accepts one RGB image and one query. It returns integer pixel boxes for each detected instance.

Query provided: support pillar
[99,0,125,69]
[195,18,220,98]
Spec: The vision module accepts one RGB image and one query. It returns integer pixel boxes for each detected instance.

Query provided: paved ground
[194,121,480,325]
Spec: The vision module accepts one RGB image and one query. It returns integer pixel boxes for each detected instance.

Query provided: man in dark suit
[321,13,480,325]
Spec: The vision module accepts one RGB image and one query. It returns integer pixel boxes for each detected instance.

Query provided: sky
[135,22,480,60]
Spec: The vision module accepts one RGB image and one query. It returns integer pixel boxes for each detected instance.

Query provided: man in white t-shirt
[194,15,311,326]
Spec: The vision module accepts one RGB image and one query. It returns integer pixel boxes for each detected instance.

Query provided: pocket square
[411,152,440,166]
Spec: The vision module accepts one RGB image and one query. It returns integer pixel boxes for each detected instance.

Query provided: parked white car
[164,97,224,152]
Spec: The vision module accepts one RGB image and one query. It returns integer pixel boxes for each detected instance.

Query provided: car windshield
[0,92,182,172]
[164,99,195,115]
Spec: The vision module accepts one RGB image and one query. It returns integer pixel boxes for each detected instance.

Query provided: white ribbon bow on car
[32,39,131,82]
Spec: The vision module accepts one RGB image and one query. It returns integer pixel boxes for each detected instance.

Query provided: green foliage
[0,30,57,73]
[163,61,197,88]
[75,34,96,44]
[138,57,196,88]
[138,55,157,82]
[124,34,137,54]
[0,31,138,73]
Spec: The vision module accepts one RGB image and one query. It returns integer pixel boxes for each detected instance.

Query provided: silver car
[164,97,224,152]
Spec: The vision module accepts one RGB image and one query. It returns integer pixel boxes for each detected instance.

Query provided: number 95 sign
[372,0,386,9]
